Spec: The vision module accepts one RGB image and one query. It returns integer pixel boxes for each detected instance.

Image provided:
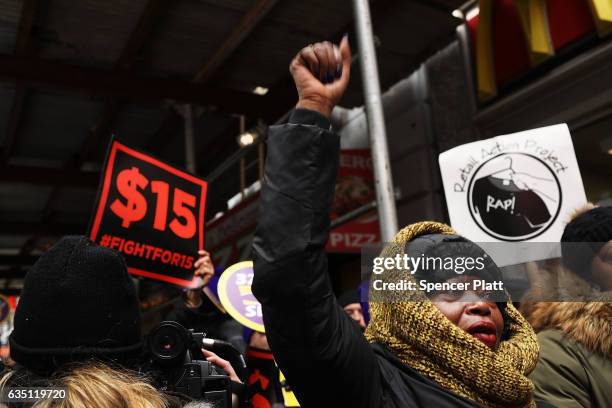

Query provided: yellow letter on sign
[588,0,612,36]
[515,0,554,66]
[476,0,497,101]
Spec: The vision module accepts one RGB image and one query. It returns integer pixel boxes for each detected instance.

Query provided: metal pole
[352,0,398,241]
[184,104,196,173]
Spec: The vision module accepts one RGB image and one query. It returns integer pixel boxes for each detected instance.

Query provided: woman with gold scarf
[252,38,545,408]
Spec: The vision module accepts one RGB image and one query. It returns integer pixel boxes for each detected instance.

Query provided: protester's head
[404,233,507,349]
[2,237,225,407]
[365,222,538,408]
[0,236,188,406]
[338,290,366,330]
[561,205,612,290]
[244,329,270,350]
[9,235,142,374]
[0,361,168,408]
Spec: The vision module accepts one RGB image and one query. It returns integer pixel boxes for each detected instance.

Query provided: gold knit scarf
[365,222,539,408]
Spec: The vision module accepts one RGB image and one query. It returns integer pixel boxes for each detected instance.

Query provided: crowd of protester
[0,37,610,408]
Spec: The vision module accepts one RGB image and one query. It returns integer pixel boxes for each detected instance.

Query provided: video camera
[144,321,235,407]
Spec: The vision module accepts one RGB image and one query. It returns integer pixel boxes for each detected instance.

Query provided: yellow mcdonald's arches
[515,0,555,65]
[588,0,612,36]
[476,0,497,101]
[475,0,607,102]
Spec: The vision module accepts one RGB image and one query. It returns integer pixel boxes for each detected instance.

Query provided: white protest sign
[439,124,587,264]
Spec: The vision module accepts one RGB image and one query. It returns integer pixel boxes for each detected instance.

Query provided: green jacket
[526,300,611,408]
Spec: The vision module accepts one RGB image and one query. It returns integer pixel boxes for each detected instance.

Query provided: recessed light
[237,132,258,148]
[252,86,269,95]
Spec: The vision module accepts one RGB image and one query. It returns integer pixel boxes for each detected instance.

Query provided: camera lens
[157,332,179,354]
[148,321,188,363]
[161,335,175,350]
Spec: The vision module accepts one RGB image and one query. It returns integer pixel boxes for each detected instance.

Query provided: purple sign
[217,261,264,332]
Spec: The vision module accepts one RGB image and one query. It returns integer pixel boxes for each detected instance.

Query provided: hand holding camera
[145,321,246,408]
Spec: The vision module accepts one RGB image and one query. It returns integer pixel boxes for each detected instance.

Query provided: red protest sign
[89,138,207,288]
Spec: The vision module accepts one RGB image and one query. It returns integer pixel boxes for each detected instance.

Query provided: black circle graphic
[466,153,562,241]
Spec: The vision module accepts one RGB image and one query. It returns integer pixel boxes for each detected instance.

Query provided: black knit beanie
[9,236,142,372]
[561,206,612,280]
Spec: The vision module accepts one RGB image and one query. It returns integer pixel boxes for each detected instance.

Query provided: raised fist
[290,35,351,118]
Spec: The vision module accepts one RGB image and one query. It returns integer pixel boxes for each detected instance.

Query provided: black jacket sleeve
[252,110,381,408]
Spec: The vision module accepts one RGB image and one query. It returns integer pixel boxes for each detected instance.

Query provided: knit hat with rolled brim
[9,236,142,373]
[561,206,612,281]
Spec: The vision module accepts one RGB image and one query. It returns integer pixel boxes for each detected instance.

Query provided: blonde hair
[0,361,169,408]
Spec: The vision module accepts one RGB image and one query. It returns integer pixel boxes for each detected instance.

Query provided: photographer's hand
[291,35,351,118]
[202,349,242,408]
[201,349,241,383]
